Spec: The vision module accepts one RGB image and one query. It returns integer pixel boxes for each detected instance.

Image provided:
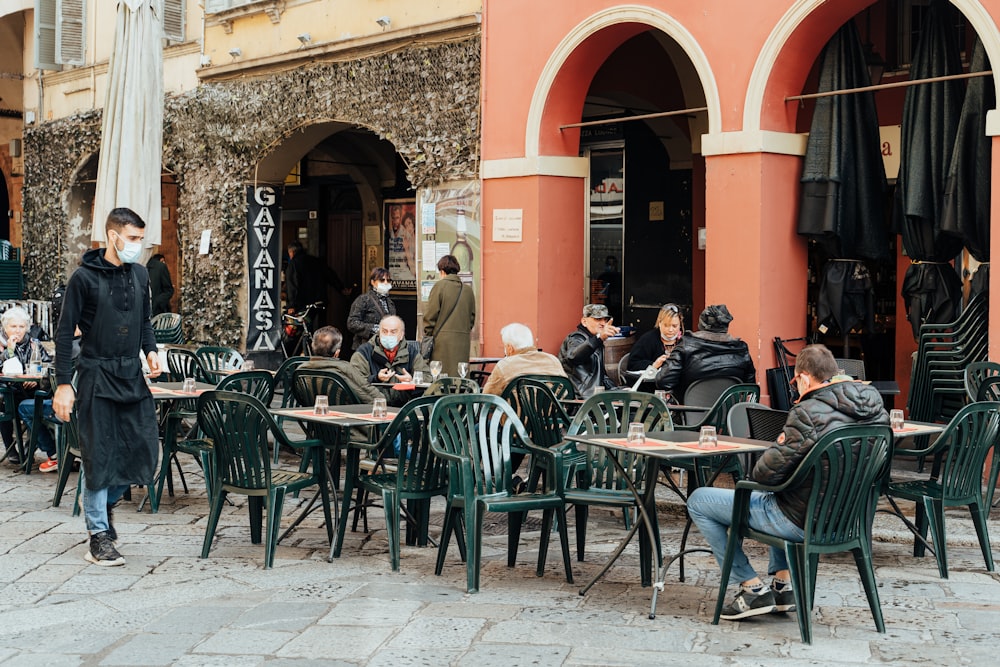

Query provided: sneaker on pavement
[39,456,58,473]
[773,588,796,613]
[720,588,776,620]
[84,531,125,567]
[4,447,21,466]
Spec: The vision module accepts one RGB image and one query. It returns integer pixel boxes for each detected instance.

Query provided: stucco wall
[21,35,481,346]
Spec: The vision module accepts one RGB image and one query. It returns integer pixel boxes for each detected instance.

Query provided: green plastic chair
[199,390,333,568]
[271,356,309,462]
[964,361,1000,402]
[428,393,574,593]
[339,396,448,570]
[562,390,673,576]
[291,368,364,490]
[51,403,82,514]
[195,346,244,383]
[885,401,1000,578]
[670,383,760,580]
[509,378,587,493]
[166,348,208,383]
[423,377,480,396]
[216,370,275,405]
[711,424,893,644]
[151,312,184,344]
[506,374,577,401]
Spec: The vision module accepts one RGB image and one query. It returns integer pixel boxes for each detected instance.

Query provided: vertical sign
[247,185,282,356]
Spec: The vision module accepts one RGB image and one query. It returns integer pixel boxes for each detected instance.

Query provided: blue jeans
[687,487,804,586]
[17,398,57,457]
[81,470,129,534]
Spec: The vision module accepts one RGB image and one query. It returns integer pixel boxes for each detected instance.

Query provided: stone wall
[21,35,481,346]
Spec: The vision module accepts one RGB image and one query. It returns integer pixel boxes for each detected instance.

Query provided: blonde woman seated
[628,303,683,374]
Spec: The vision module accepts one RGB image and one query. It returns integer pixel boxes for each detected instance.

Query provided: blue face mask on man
[380,334,399,350]
[113,231,143,264]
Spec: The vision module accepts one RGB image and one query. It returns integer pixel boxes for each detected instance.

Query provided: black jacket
[559,325,615,396]
[654,331,755,399]
[752,380,888,527]
[346,290,396,350]
[146,256,174,316]
[627,328,682,372]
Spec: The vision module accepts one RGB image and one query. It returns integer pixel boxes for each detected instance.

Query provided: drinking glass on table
[654,389,669,404]
[457,362,469,379]
[890,409,905,430]
[313,395,330,416]
[698,425,718,449]
[429,360,443,381]
[182,377,196,393]
[371,397,388,419]
[412,371,424,384]
[242,359,255,371]
[626,422,646,445]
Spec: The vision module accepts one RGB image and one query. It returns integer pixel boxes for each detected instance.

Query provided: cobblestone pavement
[1,453,998,666]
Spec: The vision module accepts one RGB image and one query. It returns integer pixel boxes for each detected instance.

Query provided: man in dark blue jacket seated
[687,344,888,620]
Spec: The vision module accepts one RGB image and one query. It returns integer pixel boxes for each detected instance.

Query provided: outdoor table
[271,404,398,555]
[565,430,769,618]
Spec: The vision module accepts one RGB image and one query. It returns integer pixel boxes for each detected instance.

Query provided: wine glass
[457,362,469,379]
[429,360,443,381]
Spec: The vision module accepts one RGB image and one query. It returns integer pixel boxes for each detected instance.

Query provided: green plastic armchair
[216,370,275,405]
[340,396,448,570]
[291,368,364,488]
[423,377,480,395]
[428,393,574,593]
[563,390,673,573]
[712,424,893,644]
[885,401,1000,578]
[199,390,333,568]
[509,378,587,493]
[195,346,244,383]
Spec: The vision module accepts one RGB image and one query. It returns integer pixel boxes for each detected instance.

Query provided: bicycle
[281,302,324,358]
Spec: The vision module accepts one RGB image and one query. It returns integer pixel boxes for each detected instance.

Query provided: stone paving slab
[1,455,999,665]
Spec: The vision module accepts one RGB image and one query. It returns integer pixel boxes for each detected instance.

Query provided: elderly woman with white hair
[1,306,52,466]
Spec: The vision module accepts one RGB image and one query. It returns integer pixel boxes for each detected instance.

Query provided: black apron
[76,268,158,491]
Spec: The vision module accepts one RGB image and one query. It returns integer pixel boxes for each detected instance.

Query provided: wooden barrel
[604,335,634,385]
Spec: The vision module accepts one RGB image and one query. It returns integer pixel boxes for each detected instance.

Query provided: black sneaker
[106,505,117,543]
[720,588,776,620]
[773,588,796,613]
[4,447,21,466]
[84,531,125,567]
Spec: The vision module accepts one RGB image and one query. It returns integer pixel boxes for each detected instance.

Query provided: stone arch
[526,4,721,159]
[744,0,1000,134]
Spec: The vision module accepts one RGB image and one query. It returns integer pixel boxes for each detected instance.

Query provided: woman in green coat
[423,255,476,377]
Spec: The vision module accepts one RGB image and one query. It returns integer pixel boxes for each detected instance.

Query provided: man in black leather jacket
[558,304,620,397]
[655,303,756,400]
[687,344,887,621]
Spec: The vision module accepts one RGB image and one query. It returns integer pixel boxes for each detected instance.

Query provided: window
[204,0,254,12]
[163,0,185,43]
[35,0,86,70]
[896,0,967,69]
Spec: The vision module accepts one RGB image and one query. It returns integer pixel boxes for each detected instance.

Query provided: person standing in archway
[285,240,350,326]
[146,253,174,315]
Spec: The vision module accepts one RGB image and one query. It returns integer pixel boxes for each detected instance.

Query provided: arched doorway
[255,122,414,354]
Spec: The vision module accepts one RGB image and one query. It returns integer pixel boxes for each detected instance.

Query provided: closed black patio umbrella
[941,37,994,296]
[895,0,965,339]
[798,22,887,339]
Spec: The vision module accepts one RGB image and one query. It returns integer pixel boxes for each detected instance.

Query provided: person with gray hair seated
[301,326,383,403]
[482,323,566,396]
[350,315,430,406]
[654,303,756,401]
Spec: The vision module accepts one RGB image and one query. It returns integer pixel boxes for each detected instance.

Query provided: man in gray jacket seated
[302,326,383,403]
[687,344,888,620]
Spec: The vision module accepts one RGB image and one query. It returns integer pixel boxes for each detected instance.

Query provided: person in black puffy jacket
[654,304,755,401]
[687,344,887,621]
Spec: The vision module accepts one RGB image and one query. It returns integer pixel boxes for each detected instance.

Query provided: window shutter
[162,0,185,42]
[34,0,60,71]
[56,0,86,66]
[204,0,230,13]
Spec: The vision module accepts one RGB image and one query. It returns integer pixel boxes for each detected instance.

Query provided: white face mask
[113,231,143,264]
[374,283,392,296]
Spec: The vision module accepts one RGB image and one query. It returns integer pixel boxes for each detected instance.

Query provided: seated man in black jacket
[687,344,888,620]
[654,303,756,401]
[558,304,620,397]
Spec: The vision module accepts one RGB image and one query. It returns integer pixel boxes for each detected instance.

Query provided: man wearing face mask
[52,208,163,567]
[350,315,430,406]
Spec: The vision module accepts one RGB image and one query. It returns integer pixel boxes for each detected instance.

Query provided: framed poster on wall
[384,199,417,293]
